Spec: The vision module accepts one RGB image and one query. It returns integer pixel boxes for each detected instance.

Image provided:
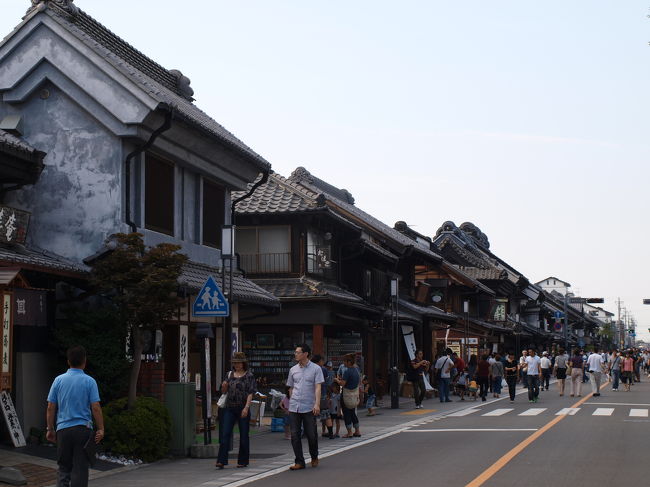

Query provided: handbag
[217,372,232,408]
[342,387,360,409]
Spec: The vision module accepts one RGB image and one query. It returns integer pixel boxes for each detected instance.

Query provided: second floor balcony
[239,252,292,275]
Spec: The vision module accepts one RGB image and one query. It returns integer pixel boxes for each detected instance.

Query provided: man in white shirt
[540,352,552,391]
[587,350,605,396]
[519,350,528,388]
[523,349,543,403]
[434,348,455,403]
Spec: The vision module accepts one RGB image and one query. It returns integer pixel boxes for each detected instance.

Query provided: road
[236,377,648,487]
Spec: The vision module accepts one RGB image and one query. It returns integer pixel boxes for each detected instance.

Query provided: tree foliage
[89,233,188,408]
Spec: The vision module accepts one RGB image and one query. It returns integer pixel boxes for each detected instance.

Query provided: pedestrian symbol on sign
[192,276,229,317]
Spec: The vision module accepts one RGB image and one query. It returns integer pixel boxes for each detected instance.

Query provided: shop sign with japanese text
[0,206,30,245]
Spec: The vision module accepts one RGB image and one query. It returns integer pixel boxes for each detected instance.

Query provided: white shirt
[525,355,541,375]
[587,353,605,373]
[519,355,527,365]
[540,357,551,369]
[435,356,454,379]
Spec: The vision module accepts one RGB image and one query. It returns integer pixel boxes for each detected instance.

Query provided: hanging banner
[400,325,417,361]
[179,325,188,383]
[204,339,212,419]
[2,294,12,390]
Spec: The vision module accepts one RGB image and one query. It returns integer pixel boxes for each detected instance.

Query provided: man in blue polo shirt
[46,346,104,487]
[286,343,324,471]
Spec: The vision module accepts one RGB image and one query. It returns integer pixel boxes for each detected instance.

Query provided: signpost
[192,276,229,318]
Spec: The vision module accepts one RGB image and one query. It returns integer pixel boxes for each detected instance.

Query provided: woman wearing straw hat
[216,352,257,469]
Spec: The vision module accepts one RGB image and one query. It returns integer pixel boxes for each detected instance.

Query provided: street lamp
[390,278,399,409]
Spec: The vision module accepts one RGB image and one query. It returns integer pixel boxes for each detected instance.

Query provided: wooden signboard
[1,293,13,390]
[0,391,25,447]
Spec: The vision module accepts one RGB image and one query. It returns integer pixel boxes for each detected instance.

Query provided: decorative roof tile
[234,173,321,214]
[253,277,366,305]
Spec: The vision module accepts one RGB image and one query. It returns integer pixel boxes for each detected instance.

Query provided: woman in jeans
[216,352,256,469]
[504,353,519,402]
[334,354,361,438]
[569,349,584,397]
[490,354,504,398]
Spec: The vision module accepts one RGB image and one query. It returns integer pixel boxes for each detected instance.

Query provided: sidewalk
[0,383,547,487]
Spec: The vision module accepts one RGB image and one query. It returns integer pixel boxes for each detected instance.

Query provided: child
[467,378,478,401]
[328,384,342,438]
[279,387,291,439]
[362,376,377,416]
[456,369,468,401]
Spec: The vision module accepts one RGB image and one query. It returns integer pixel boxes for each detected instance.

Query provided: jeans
[492,376,502,395]
[527,375,540,401]
[612,369,620,389]
[342,403,359,429]
[477,376,489,399]
[289,412,318,466]
[506,376,517,401]
[438,377,451,402]
[56,425,93,487]
[589,371,602,394]
[217,407,250,466]
[541,369,551,390]
[413,375,426,406]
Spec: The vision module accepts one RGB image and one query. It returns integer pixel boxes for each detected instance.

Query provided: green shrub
[103,396,171,462]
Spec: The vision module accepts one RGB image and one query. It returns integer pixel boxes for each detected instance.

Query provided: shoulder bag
[342,367,360,409]
[217,371,232,408]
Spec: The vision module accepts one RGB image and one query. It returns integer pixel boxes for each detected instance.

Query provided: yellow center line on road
[465,381,608,487]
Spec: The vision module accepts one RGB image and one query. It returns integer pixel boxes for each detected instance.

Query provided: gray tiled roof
[0,129,46,164]
[234,173,320,214]
[31,5,270,170]
[287,168,442,262]
[180,261,280,308]
[253,277,368,306]
[397,298,456,321]
[0,244,87,274]
[455,266,508,281]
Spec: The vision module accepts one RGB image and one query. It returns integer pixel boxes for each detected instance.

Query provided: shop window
[202,179,225,248]
[145,154,174,235]
[236,226,291,273]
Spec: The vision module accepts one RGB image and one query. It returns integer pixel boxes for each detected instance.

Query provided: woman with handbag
[216,352,257,469]
[553,348,569,396]
[334,354,361,438]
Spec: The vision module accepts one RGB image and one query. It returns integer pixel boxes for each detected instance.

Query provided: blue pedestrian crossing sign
[192,276,229,317]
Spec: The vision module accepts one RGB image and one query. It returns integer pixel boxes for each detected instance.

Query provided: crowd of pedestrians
[209,345,650,473]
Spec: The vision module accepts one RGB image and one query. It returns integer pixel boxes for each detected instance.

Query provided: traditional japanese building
[0,0,279,434]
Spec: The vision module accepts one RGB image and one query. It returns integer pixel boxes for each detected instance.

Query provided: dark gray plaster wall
[1,81,123,262]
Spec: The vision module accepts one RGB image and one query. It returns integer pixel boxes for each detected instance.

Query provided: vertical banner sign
[400,325,417,360]
[231,327,239,356]
[1,391,25,447]
[204,339,212,420]
[2,294,12,390]
[179,325,188,383]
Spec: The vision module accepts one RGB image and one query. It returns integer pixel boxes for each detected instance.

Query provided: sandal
[237,465,248,468]
[353,433,361,437]
[341,434,354,438]
[215,463,225,469]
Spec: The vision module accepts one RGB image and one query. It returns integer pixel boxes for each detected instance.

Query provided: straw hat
[231,352,248,363]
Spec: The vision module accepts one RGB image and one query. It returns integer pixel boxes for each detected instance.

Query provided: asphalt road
[240,377,650,487]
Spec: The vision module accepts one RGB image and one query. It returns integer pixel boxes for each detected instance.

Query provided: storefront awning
[397,299,456,321]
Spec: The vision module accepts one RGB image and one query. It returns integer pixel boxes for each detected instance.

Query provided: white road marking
[585,402,650,406]
[629,409,648,417]
[404,428,537,432]
[482,408,514,416]
[556,408,580,416]
[592,408,615,416]
[518,408,546,416]
[446,409,480,417]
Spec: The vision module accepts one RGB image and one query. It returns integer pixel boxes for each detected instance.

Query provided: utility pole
[564,293,569,352]
[617,298,621,347]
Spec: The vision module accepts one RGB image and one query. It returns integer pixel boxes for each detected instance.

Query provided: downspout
[230,170,269,225]
[124,109,173,232]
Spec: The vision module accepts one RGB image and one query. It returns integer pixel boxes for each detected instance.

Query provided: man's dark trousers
[289,412,318,466]
[527,375,540,401]
[57,425,92,487]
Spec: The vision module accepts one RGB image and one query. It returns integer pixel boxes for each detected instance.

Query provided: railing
[239,252,291,274]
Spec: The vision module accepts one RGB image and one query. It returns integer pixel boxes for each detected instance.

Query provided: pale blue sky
[2,1,649,340]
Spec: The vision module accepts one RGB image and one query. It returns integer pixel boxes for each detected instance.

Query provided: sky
[2,1,649,340]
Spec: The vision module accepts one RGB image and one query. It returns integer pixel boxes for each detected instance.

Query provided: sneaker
[529,400,534,403]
